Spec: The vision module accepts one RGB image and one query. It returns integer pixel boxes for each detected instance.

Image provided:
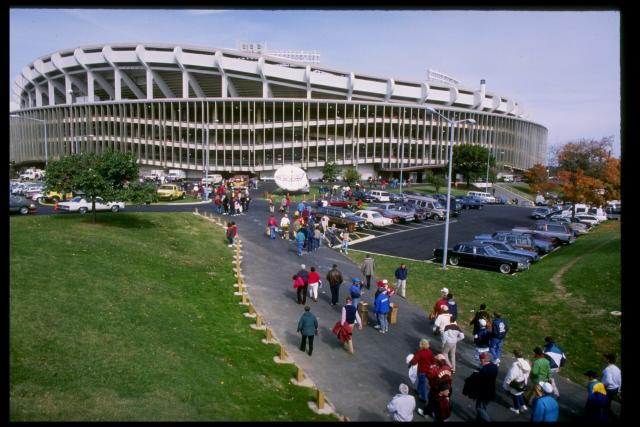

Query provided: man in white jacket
[387,383,416,422]
[502,349,531,414]
[441,317,465,373]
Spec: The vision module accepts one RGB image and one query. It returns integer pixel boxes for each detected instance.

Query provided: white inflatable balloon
[274,165,310,192]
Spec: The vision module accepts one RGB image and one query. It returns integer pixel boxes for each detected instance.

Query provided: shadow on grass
[50,212,158,229]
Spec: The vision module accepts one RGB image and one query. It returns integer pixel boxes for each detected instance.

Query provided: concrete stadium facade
[10,43,547,180]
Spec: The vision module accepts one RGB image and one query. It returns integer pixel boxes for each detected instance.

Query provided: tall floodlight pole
[10,115,48,166]
[485,143,492,191]
[204,124,210,201]
[426,107,476,270]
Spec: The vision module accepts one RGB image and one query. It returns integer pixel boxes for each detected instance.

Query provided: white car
[574,214,600,227]
[353,209,394,228]
[57,196,125,214]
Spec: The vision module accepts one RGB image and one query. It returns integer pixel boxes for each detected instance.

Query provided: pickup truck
[314,206,366,231]
[433,241,529,274]
[157,184,186,200]
[512,221,575,245]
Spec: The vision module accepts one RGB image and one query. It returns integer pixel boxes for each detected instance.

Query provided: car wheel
[449,256,460,266]
[19,206,29,215]
[499,263,512,274]
[111,205,119,213]
[79,207,88,215]
[365,222,373,229]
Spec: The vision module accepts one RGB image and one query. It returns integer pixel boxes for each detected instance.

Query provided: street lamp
[10,114,48,166]
[426,107,476,270]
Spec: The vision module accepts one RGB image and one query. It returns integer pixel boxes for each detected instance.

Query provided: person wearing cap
[430,288,449,320]
[434,305,452,336]
[473,318,491,364]
[503,349,531,414]
[373,286,391,333]
[489,312,508,366]
[296,305,318,356]
[584,369,608,421]
[601,352,621,420]
[349,278,363,310]
[469,303,491,335]
[526,347,551,405]
[340,296,363,354]
[394,263,408,298]
[474,352,499,422]
[326,264,344,306]
[418,354,453,420]
[441,317,465,373]
[409,339,435,402]
[530,381,559,421]
[360,254,376,290]
[386,383,416,422]
[296,264,310,305]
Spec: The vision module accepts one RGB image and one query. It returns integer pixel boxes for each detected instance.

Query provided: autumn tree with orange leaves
[523,163,556,195]
[555,136,620,215]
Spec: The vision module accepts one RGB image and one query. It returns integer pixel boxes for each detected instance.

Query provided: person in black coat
[474,352,499,421]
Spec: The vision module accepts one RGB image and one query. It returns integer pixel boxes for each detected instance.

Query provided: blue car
[456,196,484,209]
[473,239,540,263]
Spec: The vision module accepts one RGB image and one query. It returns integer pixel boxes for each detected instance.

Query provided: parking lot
[349,204,538,261]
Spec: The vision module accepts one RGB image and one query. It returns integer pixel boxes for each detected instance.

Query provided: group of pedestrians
[213,185,251,216]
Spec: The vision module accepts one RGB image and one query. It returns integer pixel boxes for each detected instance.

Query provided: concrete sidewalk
[202,189,615,422]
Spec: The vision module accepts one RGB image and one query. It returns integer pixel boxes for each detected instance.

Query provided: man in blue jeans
[374,287,390,333]
[489,312,508,366]
[295,229,306,256]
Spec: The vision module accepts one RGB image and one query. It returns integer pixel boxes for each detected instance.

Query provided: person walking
[473,318,492,364]
[295,228,306,257]
[418,354,453,421]
[328,224,338,247]
[340,297,363,354]
[325,264,343,306]
[543,336,566,398]
[280,215,290,240]
[409,338,435,403]
[226,222,234,247]
[433,305,452,336]
[349,278,362,310]
[394,263,408,298]
[313,226,322,251]
[503,349,531,414]
[307,266,321,303]
[441,317,465,373]
[340,228,350,254]
[293,274,305,304]
[469,303,491,335]
[296,306,318,356]
[530,382,560,422]
[268,196,275,214]
[527,346,551,405]
[584,370,608,422]
[296,264,309,305]
[601,352,621,420]
[489,311,508,366]
[373,287,391,333]
[267,214,278,239]
[361,254,375,290]
[386,383,416,422]
[473,352,499,422]
[446,292,458,322]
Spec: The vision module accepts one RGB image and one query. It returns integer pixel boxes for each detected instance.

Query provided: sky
[9,8,621,159]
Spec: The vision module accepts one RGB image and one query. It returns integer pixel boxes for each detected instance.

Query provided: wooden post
[296,366,304,383]
[241,292,248,304]
[279,344,287,360]
[249,304,255,315]
[256,314,263,328]
[194,207,199,214]
[317,389,325,409]
[266,327,272,341]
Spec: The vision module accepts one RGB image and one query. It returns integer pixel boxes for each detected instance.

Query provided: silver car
[370,202,415,222]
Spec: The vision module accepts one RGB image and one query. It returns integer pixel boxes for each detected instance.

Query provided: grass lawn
[10,213,337,421]
[347,220,621,385]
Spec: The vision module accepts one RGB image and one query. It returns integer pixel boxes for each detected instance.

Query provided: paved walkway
[203,187,616,422]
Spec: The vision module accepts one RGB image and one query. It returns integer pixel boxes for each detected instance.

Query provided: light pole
[426,107,476,270]
[399,113,405,195]
[10,114,48,166]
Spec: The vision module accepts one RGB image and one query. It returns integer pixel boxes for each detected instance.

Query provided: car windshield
[70,196,83,202]
[371,212,382,218]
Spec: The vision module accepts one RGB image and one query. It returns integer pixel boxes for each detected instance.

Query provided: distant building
[10,43,546,179]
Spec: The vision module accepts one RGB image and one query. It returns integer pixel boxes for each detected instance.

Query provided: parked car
[368,190,391,202]
[513,221,576,245]
[327,196,356,210]
[405,195,448,220]
[432,194,462,216]
[314,206,366,230]
[574,214,601,227]
[605,205,621,220]
[398,202,428,222]
[367,206,400,223]
[548,216,589,235]
[456,195,484,209]
[530,207,553,220]
[353,190,374,203]
[57,196,125,214]
[370,202,416,223]
[475,231,554,255]
[433,241,529,274]
[352,209,394,228]
[9,195,37,215]
[474,239,540,263]
[388,192,408,203]
[157,184,186,200]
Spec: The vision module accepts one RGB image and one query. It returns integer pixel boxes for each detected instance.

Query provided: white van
[369,190,390,202]
[588,207,607,222]
[405,194,447,220]
[467,191,496,204]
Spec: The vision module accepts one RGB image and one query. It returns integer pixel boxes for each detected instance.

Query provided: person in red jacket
[419,354,453,420]
[267,214,278,239]
[293,274,305,304]
[307,266,321,302]
[429,287,449,320]
[409,338,435,402]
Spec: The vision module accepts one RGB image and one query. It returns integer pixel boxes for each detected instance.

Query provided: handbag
[509,379,527,392]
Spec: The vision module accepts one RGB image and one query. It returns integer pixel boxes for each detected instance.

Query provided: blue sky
[9,8,621,158]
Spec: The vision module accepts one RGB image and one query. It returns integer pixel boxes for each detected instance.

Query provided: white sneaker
[520,405,528,411]
[374,325,381,329]
[509,407,520,414]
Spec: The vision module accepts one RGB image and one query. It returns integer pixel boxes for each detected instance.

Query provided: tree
[452,144,491,187]
[557,169,605,214]
[321,162,339,182]
[45,150,154,224]
[342,167,361,186]
[523,163,555,195]
[426,170,446,193]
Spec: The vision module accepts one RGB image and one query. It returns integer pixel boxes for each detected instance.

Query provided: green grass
[347,221,621,384]
[10,213,337,421]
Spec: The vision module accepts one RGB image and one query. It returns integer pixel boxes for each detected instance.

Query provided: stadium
[10,43,547,180]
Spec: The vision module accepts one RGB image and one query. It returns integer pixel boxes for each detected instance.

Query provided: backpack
[462,371,479,399]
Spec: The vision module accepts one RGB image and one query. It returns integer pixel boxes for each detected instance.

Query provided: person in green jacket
[297,306,318,356]
[527,346,551,404]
